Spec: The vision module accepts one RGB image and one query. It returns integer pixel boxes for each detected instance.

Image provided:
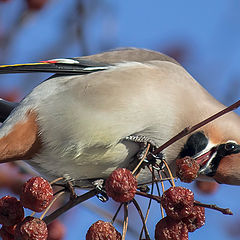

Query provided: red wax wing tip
[40,60,57,64]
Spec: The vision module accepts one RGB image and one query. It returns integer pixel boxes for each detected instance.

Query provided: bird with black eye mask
[0,48,240,187]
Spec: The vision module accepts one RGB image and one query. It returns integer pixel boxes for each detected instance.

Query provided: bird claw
[92,179,109,202]
[62,174,77,200]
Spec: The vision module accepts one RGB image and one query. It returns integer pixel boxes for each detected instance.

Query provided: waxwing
[0,48,240,187]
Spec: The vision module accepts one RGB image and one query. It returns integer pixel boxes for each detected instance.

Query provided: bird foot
[125,134,159,170]
[63,174,77,200]
[92,179,109,202]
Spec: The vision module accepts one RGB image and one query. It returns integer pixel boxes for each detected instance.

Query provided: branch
[132,199,150,240]
[148,99,240,159]
[194,201,233,215]
[135,191,233,215]
[43,189,97,224]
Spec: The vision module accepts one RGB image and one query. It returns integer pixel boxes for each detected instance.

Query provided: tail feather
[0,99,18,123]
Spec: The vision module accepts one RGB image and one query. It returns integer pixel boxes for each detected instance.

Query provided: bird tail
[0,98,18,123]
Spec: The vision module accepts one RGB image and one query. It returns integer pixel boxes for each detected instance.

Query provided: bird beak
[195,144,240,185]
[194,147,218,176]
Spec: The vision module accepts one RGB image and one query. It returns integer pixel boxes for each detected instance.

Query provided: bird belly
[27,140,143,187]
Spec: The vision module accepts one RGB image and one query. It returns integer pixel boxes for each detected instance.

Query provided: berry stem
[139,175,155,239]
[111,203,123,224]
[161,159,175,187]
[122,203,129,240]
[157,171,165,218]
[50,177,64,185]
[132,143,151,175]
[135,191,161,203]
[40,191,65,220]
[132,198,150,240]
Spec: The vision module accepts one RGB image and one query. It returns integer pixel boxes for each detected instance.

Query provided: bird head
[178,112,240,185]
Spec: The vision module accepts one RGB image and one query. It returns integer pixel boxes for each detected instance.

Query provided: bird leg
[125,135,159,170]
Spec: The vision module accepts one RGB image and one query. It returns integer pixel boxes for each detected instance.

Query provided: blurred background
[0,0,240,239]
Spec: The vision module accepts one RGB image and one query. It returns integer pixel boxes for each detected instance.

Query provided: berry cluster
[155,186,205,240]
[0,176,57,240]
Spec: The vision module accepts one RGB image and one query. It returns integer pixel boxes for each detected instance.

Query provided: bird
[0,47,240,188]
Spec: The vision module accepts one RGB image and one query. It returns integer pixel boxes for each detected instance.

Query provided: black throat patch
[179,131,208,158]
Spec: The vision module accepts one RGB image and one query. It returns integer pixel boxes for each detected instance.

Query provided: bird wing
[0,59,110,75]
[0,48,180,75]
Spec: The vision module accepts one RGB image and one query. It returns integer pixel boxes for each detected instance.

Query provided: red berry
[155,216,188,240]
[26,0,48,10]
[86,220,121,240]
[176,156,200,183]
[0,226,14,240]
[161,187,194,220]
[15,216,48,240]
[47,220,65,240]
[20,176,53,212]
[195,180,218,194]
[0,196,24,226]
[105,168,137,202]
[182,205,205,232]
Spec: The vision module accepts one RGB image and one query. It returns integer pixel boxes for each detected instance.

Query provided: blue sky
[0,0,240,239]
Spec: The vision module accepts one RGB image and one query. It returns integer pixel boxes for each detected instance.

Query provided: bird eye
[224,142,236,151]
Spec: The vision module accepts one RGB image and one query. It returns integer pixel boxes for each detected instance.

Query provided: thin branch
[148,99,240,159]
[43,189,97,224]
[194,201,233,215]
[122,203,129,240]
[161,159,175,187]
[135,191,161,203]
[111,203,123,224]
[157,171,165,218]
[137,177,177,186]
[40,191,65,220]
[139,173,154,240]
[132,143,150,175]
[135,191,233,216]
[132,199,150,240]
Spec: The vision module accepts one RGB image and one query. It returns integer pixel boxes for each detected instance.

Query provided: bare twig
[135,191,233,216]
[50,177,64,185]
[161,159,175,187]
[132,143,150,175]
[148,100,240,159]
[157,171,165,218]
[43,189,97,224]
[194,201,233,215]
[122,203,129,240]
[139,173,155,239]
[135,191,161,203]
[111,203,123,224]
[40,191,65,220]
[137,177,177,186]
[132,198,150,240]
